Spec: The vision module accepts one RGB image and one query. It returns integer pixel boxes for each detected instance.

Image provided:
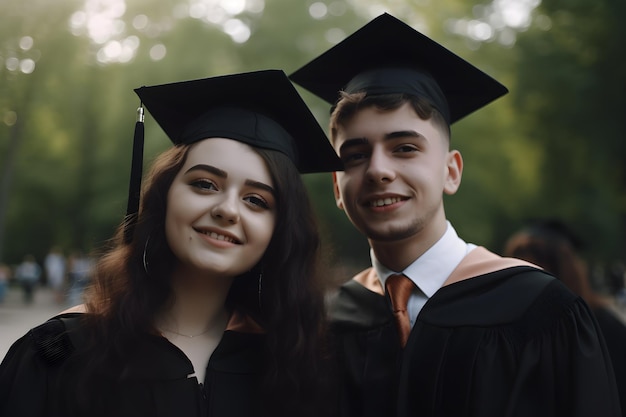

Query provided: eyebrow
[339,130,423,153]
[386,130,422,140]
[245,180,275,195]
[185,164,275,195]
[186,164,227,178]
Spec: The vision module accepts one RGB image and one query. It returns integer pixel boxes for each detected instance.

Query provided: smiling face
[165,138,277,279]
[332,101,462,256]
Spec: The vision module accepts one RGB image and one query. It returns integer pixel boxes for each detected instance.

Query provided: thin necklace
[160,327,212,338]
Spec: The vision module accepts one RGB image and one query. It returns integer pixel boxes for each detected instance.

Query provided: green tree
[3,0,623,276]
[512,0,626,263]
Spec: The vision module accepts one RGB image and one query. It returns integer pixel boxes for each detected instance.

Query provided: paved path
[0,285,66,360]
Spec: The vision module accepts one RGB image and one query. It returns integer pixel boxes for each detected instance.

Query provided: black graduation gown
[330,248,622,417]
[0,312,266,417]
[593,306,626,416]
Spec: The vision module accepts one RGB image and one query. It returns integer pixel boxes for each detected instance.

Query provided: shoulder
[423,260,577,327]
[0,312,86,405]
[328,268,391,330]
[25,312,86,365]
[444,246,541,286]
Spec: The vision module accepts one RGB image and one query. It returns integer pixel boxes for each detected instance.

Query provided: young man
[290,13,621,417]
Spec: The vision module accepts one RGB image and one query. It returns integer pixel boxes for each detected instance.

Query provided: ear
[444,150,463,195]
[332,172,344,210]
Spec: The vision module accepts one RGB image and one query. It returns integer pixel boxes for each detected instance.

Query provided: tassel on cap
[124,103,144,244]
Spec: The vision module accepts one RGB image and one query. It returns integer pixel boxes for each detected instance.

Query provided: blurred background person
[44,246,66,305]
[0,263,10,304]
[14,254,41,304]
[607,261,626,312]
[66,249,93,307]
[503,218,626,416]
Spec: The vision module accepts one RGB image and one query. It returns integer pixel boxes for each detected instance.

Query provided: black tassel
[124,104,144,244]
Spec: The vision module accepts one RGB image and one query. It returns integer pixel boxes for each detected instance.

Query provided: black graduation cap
[123,69,343,242]
[289,13,508,125]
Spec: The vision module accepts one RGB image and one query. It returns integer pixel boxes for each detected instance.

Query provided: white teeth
[207,231,235,243]
[371,197,400,207]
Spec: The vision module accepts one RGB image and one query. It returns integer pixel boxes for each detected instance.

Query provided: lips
[193,227,242,244]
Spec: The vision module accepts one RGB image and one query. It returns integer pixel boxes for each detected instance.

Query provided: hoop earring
[257,268,263,311]
[143,235,151,276]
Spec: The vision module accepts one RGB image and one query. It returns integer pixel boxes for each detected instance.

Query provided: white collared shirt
[373,221,476,328]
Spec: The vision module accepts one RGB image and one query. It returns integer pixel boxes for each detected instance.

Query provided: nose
[365,147,395,184]
[211,193,240,224]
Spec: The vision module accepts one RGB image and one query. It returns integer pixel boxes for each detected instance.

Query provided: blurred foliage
[1,0,624,281]
[507,0,626,267]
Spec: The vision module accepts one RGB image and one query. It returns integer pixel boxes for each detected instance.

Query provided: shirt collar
[372,221,474,298]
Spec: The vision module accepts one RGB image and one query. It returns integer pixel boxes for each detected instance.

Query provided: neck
[157,266,234,338]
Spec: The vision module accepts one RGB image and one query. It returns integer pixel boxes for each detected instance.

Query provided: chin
[365,223,424,243]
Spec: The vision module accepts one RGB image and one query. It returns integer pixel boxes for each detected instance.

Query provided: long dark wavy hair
[72,141,331,416]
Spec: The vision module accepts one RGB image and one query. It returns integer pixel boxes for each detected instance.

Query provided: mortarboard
[289,13,508,125]
[124,69,343,242]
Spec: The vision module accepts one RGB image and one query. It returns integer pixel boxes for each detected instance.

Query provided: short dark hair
[329,91,450,144]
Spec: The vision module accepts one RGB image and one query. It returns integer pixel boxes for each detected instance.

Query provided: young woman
[0,70,343,417]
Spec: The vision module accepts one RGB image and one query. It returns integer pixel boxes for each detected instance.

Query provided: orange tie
[385,274,415,348]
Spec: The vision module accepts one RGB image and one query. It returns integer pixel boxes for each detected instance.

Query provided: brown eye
[190,179,217,191]
[395,144,418,153]
[341,149,370,166]
[244,195,270,210]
